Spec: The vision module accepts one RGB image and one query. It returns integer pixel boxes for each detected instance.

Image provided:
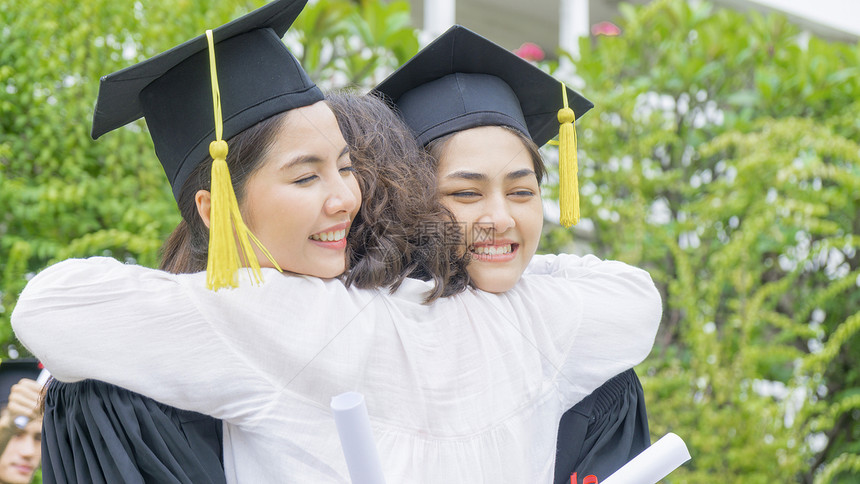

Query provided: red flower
[514,42,545,62]
[591,21,621,37]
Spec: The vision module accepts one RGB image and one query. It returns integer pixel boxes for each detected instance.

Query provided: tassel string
[204,30,281,291]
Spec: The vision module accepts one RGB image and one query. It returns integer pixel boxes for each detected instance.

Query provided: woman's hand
[0,378,42,429]
[0,378,43,451]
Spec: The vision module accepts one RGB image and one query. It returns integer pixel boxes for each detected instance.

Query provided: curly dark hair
[327,90,470,302]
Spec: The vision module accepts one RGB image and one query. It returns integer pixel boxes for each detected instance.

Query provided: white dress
[12,254,661,483]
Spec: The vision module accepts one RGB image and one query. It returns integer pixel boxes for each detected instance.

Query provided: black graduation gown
[553,369,650,483]
[41,379,226,484]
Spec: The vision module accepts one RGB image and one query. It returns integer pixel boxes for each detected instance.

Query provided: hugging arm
[524,254,662,406]
[11,257,272,422]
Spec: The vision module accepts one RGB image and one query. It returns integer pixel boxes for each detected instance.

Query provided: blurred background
[1,0,858,482]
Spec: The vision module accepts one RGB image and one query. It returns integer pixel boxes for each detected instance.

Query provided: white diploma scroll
[36,368,52,386]
[601,433,691,484]
[331,392,386,484]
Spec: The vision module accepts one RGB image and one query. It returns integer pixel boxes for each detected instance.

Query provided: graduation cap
[91,0,321,201]
[91,0,319,289]
[0,358,41,407]
[374,25,593,227]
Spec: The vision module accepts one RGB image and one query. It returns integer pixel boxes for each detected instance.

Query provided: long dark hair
[159,112,288,274]
[327,91,470,302]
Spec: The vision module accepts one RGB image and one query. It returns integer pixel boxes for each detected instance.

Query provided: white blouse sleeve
[10,257,352,424]
[516,253,662,407]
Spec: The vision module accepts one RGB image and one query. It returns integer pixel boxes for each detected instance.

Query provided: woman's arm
[517,253,662,406]
[13,257,389,423]
[12,257,279,422]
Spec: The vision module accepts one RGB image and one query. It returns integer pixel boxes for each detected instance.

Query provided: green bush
[539,0,859,481]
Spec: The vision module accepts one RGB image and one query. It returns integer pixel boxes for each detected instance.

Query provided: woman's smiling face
[241,101,361,279]
[436,126,544,293]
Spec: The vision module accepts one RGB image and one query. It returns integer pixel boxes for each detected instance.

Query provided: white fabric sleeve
[517,253,662,407]
[11,257,275,423]
[524,253,594,275]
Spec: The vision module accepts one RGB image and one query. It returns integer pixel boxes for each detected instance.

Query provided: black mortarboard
[0,358,41,407]
[373,25,593,147]
[91,0,323,201]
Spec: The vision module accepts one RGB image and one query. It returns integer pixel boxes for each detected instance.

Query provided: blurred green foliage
[2,0,858,483]
[291,0,418,88]
[538,0,859,482]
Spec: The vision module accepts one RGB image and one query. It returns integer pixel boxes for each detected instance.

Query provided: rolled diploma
[331,392,386,484]
[601,433,691,484]
[36,368,52,386]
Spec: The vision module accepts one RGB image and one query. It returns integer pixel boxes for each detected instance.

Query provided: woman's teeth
[310,229,346,242]
[471,244,512,255]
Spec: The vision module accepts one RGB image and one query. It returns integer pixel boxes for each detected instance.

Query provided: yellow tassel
[203,30,281,291]
[557,83,579,228]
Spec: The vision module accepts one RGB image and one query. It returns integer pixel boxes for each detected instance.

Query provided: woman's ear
[195,190,212,229]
